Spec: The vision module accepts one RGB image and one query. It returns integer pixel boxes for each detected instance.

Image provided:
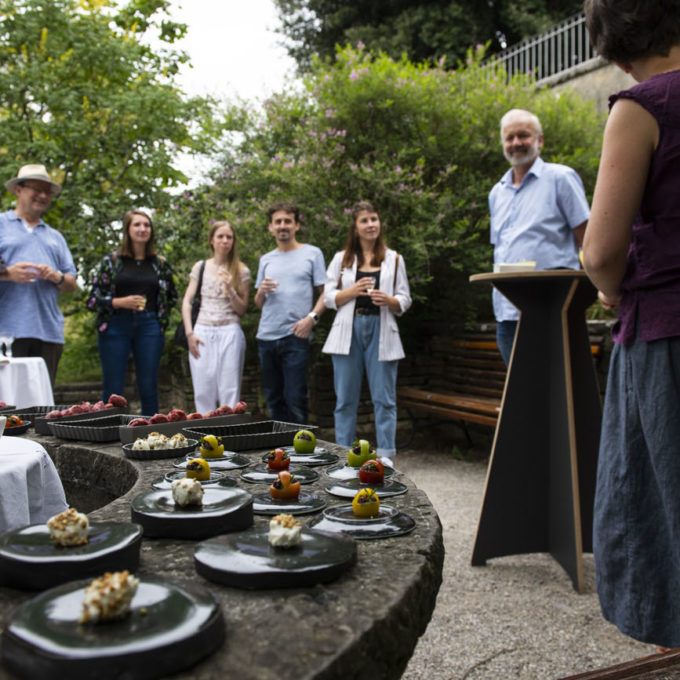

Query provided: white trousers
[189,323,246,413]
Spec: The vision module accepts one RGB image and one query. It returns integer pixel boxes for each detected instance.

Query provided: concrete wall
[544,58,635,113]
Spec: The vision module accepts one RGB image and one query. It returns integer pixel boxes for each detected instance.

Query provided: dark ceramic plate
[131,487,253,539]
[173,453,250,471]
[151,469,232,489]
[281,445,328,455]
[0,576,225,680]
[260,450,339,467]
[3,422,31,436]
[194,528,356,589]
[0,522,143,590]
[324,463,396,481]
[151,475,237,491]
[325,477,408,499]
[307,504,415,540]
[122,439,198,460]
[240,464,319,485]
[251,491,327,516]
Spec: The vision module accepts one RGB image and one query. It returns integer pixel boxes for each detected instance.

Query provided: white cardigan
[322,248,411,361]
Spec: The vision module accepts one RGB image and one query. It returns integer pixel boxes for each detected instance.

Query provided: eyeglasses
[21,183,53,196]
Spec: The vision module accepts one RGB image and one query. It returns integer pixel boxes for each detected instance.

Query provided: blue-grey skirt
[594,334,680,647]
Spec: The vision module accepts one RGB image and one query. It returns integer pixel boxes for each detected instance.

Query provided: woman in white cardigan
[322,201,411,463]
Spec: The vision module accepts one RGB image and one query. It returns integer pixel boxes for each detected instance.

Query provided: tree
[0,0,219,275]
[274,0,585,72]
[160,45,604,338]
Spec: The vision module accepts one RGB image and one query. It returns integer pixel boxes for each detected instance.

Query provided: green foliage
[160,45,605,335]
[0,0,219,279]
[273,0,585,72]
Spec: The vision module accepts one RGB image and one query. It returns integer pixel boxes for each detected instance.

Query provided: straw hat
[5,164,61,196]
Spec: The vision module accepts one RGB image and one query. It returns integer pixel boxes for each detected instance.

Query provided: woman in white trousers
[181,221,250,413]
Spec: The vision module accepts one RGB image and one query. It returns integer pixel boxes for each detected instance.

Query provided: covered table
[470,270,602,592]
[0,357,54,408]
[0,435,67,534]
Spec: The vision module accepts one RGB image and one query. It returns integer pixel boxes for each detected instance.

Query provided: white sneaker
[379,456,394,468]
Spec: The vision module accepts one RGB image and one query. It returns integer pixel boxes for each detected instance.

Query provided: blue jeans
[331,315,398,456]
[98,310,165,416]
[257,335,310,425]
[496,320,518,367]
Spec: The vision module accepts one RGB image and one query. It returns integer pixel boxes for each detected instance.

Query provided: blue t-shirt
[255,244,326,341]
[489,156,590,321]
[0,210,77,343]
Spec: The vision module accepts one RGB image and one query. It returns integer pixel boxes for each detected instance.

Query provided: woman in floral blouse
[87,209,177,415]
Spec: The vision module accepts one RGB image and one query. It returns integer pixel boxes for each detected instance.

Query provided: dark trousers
[11,337,63,388]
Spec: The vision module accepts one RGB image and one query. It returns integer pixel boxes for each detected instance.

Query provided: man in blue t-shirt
[0,164,77,385]
[489,109,590,365]
[254,202,326,424]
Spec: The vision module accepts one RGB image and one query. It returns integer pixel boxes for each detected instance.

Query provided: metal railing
[486,12,598,83]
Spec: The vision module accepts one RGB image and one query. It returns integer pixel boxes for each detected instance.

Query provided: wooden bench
[397,332,604,447]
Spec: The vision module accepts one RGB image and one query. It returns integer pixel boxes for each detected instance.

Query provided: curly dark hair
[266,201,300,224]
[585,0,680,64]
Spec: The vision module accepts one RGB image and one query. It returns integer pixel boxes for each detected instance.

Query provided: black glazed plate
[307,504,416,540]
[3,422,31,436]
[131,487,253,539]
[324,463,396,481]
[194,528,356,589]
[251,491,327,516]
[0,522,143,590]
[173,453,251,471]
[0,576,225,680]
[240,463,319,485]
[325,477,408,499]
[260,450,339,467]
[151,470,235,490]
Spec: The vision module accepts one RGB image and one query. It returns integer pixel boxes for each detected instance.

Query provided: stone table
[0,435,443,680]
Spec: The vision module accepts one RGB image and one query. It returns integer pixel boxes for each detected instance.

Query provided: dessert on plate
[79,570,139,623]
[269,470,301,500]
[347,439,377,467]
[171,478,204,507]
[352,488,380,518]
[266,448,290,470]
[293,429,316,453]
[185,458,210,481]
[199,435,224,459]
[359,459,385,485]
[268,513,302,548]
[47,508,89,547]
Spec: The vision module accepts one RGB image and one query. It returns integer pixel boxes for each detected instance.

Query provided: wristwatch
[56,271,65,286]
[307,311,319,324]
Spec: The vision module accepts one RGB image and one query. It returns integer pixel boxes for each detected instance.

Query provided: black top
[115,257,159,312]
[355,268,380,314]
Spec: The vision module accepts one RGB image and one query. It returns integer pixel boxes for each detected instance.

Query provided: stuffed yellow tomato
[199,434,224,459]
[185,458,210,481]
[352,488,380,518]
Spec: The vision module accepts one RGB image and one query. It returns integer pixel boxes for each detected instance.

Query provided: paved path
[395,449,656,679]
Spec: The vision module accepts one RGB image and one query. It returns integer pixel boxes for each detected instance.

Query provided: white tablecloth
[0,357,54,408]
[0,435,68,535]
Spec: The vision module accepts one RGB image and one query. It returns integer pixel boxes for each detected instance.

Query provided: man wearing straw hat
[0,164,77,386]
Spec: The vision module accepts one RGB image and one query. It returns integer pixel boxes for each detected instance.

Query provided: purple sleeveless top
[610,70,680,345]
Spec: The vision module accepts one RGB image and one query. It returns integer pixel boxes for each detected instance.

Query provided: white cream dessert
[131,437,151,451]
[268,513,302,548]
[171,477,204,507]
[146,432,168,449]
[79,570,139,623]
[47,508,89,547]
[168,432,187,448]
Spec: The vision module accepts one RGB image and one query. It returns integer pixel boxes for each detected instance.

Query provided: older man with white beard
[489,109,590,365]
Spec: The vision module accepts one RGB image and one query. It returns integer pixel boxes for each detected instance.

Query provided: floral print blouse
[87,252,178,332]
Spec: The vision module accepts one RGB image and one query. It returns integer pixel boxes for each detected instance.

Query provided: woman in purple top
[584,0,680,649]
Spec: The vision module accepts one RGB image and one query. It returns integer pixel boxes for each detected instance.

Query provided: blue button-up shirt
[489,156,590,321]
[0,210,77,343]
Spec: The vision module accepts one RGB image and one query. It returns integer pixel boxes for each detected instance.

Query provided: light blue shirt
[255,244,326,341]
[0,210,77,343]
[488,156,590,321]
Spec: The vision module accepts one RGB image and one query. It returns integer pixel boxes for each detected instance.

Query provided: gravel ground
[393,448,656,680]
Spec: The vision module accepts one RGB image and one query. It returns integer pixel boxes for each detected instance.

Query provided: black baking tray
[34,407,127,435]
[46,414,130,442]
[118,413,252,444]
[183,420,318,451]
